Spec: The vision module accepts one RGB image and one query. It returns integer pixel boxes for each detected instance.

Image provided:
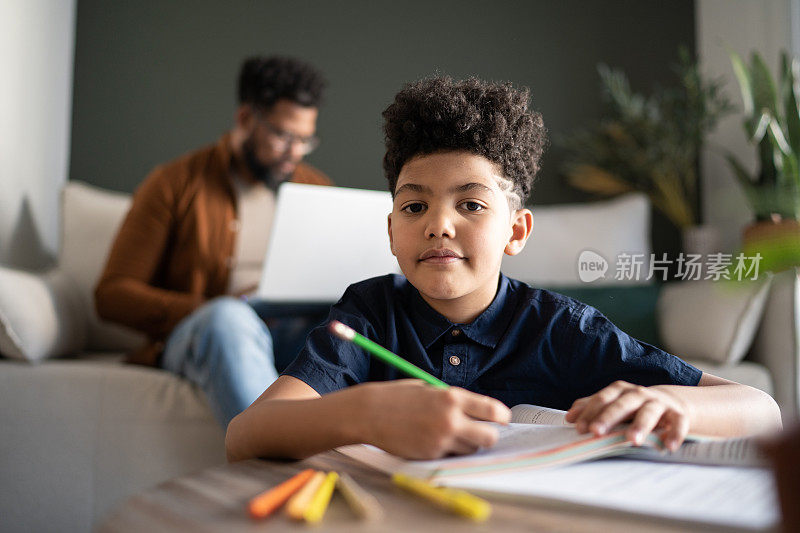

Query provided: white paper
[442,458,779,530]
[510,404,570,425]
[336,414,775,530]
[669,437,765,467]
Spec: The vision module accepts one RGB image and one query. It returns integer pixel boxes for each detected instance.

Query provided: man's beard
[242,135,293,190]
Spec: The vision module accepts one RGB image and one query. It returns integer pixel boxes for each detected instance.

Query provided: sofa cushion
[501,193,651,286]
[0,266,86,362]
[59,181,144,351]
[657,277,772,366]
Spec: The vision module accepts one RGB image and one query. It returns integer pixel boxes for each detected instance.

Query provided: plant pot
[742,215,800,273]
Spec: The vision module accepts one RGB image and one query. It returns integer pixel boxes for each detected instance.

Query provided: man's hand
[356,380,511,460]
[565,381,690,451]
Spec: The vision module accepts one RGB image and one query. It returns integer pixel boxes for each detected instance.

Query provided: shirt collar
[408,274,516,349]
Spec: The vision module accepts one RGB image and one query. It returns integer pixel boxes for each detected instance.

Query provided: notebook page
[401,424,591,475]
[482,424,582,454]
[510,404,570,425]
[667,436,765,466]
[441,458,778,530]
[510,405,764,466]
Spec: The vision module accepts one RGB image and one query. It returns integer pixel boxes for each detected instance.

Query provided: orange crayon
[248,469,316,519]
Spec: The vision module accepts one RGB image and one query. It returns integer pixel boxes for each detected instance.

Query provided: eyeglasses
[256,112,320,156]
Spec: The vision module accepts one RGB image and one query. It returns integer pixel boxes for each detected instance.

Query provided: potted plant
[727,50,800,272]
[561,48,733,255]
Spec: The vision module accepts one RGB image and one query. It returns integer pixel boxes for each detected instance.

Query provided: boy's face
[388,151,532,322]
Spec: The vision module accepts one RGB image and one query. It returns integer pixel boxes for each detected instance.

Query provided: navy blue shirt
[282,274,702,410]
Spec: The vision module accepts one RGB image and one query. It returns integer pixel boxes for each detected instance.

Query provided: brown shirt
[94,133,331,365]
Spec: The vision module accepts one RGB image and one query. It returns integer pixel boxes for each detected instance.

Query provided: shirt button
[449,355,461,366]
[451,329,461,337]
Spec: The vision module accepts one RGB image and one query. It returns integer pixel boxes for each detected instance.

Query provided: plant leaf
[767,116,792,154]
[650,170,694,228]
[786,153,800,191]
[748,112,771,141]
[565,165,634,196]
[725,151,755,187]
[758,130,778,186]
[730,50,754,115]
[766,118,800,189]
[750,51,779,117]
[782,52,800,157]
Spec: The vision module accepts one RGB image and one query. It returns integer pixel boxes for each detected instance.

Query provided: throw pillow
[657,276,773,365]
[58,181,145,351]
[0,266,86,362]
[501,193,652,286]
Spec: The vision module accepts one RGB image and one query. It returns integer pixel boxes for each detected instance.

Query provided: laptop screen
[256,183,401,302]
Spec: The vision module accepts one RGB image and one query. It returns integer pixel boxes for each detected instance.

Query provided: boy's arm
[225,375,511,462]
[565,373,782,450]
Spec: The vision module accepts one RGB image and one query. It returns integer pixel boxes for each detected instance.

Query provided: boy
[225,76,781,462]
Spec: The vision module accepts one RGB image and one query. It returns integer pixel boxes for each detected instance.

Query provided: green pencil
[328,320,449,389]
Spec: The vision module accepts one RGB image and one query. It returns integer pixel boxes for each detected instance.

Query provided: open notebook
[338,404,778,530]
[255,183,400,302]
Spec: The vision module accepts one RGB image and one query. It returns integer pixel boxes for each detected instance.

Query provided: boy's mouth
[418,248,464,264]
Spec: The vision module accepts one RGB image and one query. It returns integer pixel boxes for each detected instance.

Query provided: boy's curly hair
[382,76,547,207]
[238,56,326,109]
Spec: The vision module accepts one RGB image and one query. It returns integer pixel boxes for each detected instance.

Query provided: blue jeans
[161,297,327,427]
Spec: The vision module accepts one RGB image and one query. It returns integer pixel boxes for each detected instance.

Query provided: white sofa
[0,183,795,532]
[0,183,224,533]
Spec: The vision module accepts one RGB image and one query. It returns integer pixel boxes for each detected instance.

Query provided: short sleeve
[561,303,702,402]
[281,289,377,395]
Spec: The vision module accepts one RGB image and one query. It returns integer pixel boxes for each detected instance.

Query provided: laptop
[256,182,400,303]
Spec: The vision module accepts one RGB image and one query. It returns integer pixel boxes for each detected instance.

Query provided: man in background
[95,56,331,427]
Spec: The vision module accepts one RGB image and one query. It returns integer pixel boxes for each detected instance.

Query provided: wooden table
[98,451,731,533]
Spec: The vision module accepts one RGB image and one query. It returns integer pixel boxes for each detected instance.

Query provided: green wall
[70,0,694,252]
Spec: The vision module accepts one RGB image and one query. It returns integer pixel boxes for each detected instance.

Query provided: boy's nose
[425,210,455,239]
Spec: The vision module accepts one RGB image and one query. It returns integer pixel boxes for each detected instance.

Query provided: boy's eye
[460,201,485,212]
[401,202,426,214]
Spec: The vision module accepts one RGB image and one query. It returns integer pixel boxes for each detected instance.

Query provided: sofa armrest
[749,268,800,423]
[0,266,87,362]
[684,359,774,397]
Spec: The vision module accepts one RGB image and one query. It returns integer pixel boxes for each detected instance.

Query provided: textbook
[338,403,765,481]
[337,404,778,530]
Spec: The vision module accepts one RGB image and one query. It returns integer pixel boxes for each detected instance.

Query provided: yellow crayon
[303,471,339,523]
[337,472,384,520]
[285,470,325,520]
[392,472,491,522]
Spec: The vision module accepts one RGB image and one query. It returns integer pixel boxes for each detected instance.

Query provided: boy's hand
[565,381,690,451]
[357,380,511,460]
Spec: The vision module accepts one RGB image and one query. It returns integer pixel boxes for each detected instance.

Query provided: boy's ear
[504,208,533,256]
[387,213,396,256]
